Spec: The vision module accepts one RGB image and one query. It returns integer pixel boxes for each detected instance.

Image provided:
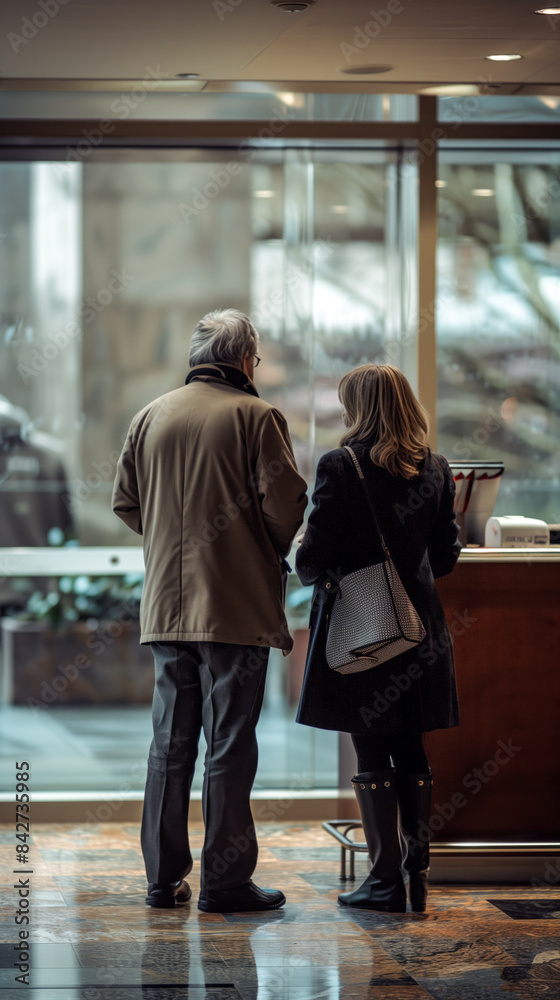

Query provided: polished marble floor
[0,822,559,999]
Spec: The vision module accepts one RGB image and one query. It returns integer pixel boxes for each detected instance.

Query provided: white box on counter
[484,516,550,548]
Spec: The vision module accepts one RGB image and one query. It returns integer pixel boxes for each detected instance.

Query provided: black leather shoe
[146,879,192,908]
[198,880,286,913]
[338,875,406,912]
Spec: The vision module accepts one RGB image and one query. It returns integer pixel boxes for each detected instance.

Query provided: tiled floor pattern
[0,823,559,999]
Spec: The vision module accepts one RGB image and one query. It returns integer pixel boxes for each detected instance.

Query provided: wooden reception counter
[427,547,560,844]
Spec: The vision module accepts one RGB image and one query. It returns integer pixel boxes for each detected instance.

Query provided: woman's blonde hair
[338,364,429,479]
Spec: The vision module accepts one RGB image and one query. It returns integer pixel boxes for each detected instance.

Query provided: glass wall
[0,89,417,123]
[0,147,416,794]
[439,95,560,125]
[3,128,559,797]
[437,150,560,522]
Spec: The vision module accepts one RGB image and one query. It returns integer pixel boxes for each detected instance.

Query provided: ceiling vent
[270,0,317,10]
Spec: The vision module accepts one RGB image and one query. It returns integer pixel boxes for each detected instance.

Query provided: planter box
[1,617,154,706]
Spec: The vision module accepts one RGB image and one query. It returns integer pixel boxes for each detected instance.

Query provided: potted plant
[1,573,153,707]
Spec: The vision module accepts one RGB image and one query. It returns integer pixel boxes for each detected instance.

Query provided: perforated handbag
[325,446,426,675]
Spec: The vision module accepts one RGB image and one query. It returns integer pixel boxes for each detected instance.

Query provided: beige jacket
[112,368,307,651]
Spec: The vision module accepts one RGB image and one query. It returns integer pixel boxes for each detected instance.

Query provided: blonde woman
[296,364,461,913]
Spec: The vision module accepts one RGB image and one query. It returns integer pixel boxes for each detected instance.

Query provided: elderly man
[112,309,307,913]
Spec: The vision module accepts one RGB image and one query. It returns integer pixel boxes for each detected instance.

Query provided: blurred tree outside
[437,159,560,522]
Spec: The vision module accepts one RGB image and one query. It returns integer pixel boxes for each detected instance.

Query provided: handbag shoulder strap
[343,445,389,556]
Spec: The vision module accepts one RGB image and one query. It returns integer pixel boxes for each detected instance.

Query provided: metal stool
[322,820,369,880]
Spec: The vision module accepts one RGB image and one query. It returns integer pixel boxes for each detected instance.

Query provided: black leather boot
[395,770,432,912]
[338,769,406,912]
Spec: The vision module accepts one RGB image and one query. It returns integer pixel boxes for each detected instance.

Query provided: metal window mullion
[417,97,438,449]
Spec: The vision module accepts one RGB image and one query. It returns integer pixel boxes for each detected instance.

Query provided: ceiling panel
[0,0,559,87]
[243,38,560,84]
[0,0,292,80]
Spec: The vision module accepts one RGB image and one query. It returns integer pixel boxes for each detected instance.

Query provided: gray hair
[189,309,258,367]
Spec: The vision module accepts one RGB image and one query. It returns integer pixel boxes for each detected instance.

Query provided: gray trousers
[141,640,269,891]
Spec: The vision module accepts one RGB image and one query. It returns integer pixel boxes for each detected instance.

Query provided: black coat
[295,444,462,735]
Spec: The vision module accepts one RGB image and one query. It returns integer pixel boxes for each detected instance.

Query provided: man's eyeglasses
[254,355,261,368]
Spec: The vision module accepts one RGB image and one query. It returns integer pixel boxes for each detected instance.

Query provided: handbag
[325,446,426,675]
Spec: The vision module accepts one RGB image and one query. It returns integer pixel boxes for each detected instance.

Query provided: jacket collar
[185,362,259,398]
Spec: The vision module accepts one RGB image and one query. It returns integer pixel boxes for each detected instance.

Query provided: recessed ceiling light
[339,64,394,75]
[254,190,276,198]
[535,6,560,13]
[473,188,494,197]
[539,95,560,109]
[270,0,317,9]
[420,84,478,96]
[435,180,447,188]
[331,205,348,213]
[176,73,200,78]
[485,53,523,62]
[277,91,305,108]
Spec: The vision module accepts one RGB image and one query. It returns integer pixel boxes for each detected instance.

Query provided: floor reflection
[0,821,559,1000]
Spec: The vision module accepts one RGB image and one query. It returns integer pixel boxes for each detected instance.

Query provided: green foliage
[17,573,143,632]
